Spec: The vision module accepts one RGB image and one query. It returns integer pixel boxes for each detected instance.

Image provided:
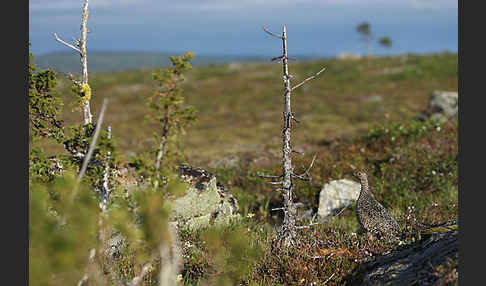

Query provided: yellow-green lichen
[71,83,91,111]
[72,83,91,103]
[79,83,91,103]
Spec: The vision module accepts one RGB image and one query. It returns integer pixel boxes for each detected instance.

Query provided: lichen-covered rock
[318,179,361,218]
[115,164,241,231]
[168,165,240,230]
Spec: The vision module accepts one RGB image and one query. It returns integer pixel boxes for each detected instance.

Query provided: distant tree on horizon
[357,22,372,56]
[379,36,393,50]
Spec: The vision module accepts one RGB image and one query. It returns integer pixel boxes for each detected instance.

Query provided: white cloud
[29,0,143,11]
[29,0,457,12]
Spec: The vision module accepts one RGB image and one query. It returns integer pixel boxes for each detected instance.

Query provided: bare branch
[292,149,305,155]
[64,72,82,86]
[271,57,296,64]
[53,33,81,53]
[290,113,300,123]
[257,173,283,179]
[263,27,284,39]
[268,181,283,185]
[292,173,310,181]
[271,207,284,211]
[305,153,317,173]
[292,154,317,182]
[291,67,327,91]
[77,98,108,184]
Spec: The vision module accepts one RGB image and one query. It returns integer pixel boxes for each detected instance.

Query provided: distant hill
[33,51,267,73]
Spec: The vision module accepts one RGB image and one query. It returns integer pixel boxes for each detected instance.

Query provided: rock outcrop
[116,164,241,231]
[104,164,240,270]
[420,90,458,123]
[349,222,458,286]
[169,164,240,230]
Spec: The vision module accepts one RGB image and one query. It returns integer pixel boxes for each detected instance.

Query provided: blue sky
[29,0,458,57]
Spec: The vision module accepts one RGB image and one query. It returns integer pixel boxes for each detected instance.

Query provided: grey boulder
[318,179,361,218]
[421,90,458,123]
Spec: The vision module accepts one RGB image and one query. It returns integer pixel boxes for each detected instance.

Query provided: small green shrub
[29,173,99,286]
[131,52,197,189]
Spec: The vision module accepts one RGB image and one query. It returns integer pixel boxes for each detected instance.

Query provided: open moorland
[31,52,458,285]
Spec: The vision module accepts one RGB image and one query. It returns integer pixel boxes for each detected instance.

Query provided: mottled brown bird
[353,170,400,240]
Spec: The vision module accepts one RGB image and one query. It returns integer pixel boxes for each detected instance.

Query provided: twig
[257,173,282,179]
[290,113,300,123]
[292,173,310,181]
[64,72,82,86]
[292,149,305,155]
[76,98,108,184]
[268,181,283,185]
[291,67,327,91]
[303,153,317,174]
[322,273,335,285]
[53,33,81,53]
[263,27,284,39]
[293,153,317,180]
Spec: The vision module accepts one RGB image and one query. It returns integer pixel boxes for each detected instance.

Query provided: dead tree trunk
[279,25,299,248]
[79,0,92,124]
[54,0,93,125]
[261,25,326,249]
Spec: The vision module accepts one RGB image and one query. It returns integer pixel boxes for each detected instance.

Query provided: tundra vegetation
[29,3,457,285]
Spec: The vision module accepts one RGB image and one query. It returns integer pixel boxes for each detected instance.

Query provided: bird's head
[353,170,368,181]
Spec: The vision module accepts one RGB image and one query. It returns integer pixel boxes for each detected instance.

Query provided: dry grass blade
[76,98,109,184]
